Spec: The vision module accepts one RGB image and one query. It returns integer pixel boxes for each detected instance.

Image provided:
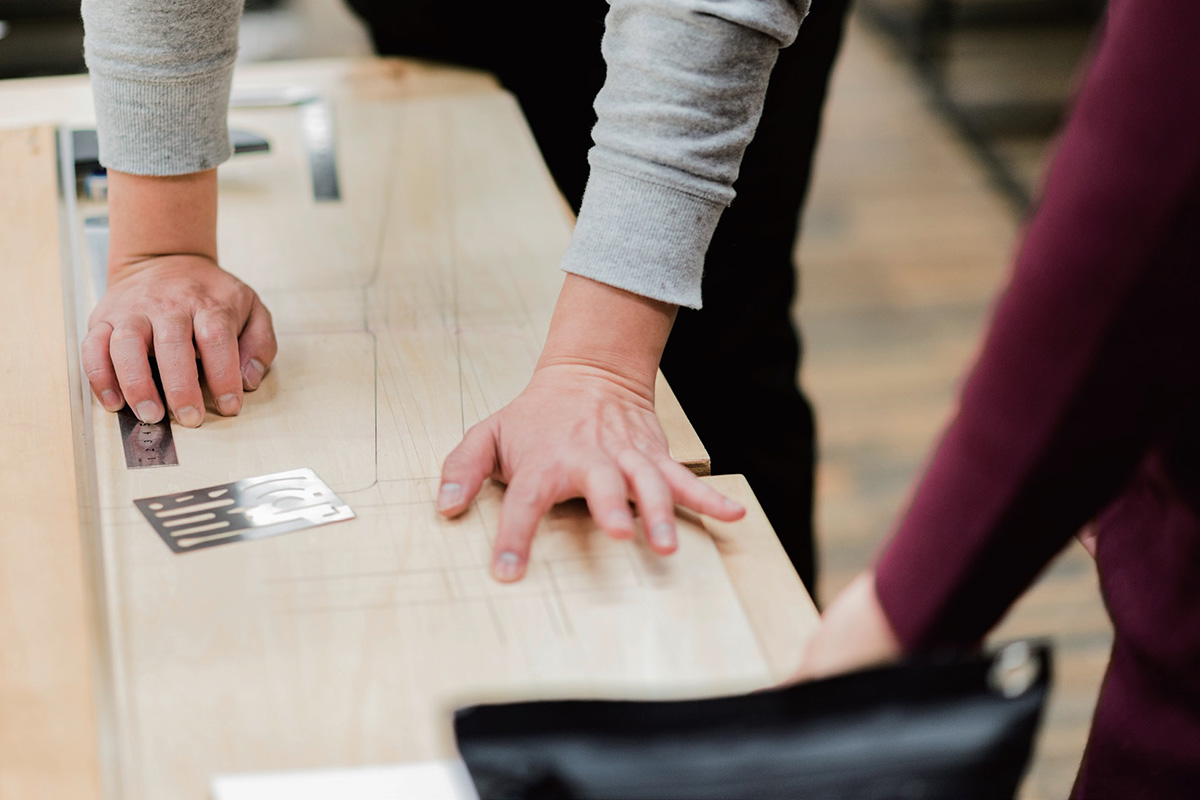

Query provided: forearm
[538,275,678,399]
[107,170,218,279]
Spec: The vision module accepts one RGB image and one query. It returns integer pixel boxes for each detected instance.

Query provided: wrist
[537,274,678,397]
[107,169,218,279]
[106,252,221,287]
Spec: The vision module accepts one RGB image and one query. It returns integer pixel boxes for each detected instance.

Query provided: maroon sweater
[872,1,1200,796]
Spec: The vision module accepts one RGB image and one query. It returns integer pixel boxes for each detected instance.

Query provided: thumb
[438,420,500,517]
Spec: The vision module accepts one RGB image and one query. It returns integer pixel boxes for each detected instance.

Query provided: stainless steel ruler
[230,88,341,202]
[117,406,178,468]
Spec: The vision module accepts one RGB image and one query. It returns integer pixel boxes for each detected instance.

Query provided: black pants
[345,0,853,593]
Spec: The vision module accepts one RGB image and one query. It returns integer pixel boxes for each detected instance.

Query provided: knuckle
[162,384,197,402]
[84,319,112,340]
[507,480,551,508]
[625,463,663,492]
[119,375,155,396]
[83,360,111,381]
[80,336,105,361]
[109,349,147,373]
[194,319,236,348]
[615,449,647,474]
[506,485,540,507]
[109,325,148,348]
[153,320,195,348]
[185,277,221,299]
[635,468,671,498]
[204,366,239,387]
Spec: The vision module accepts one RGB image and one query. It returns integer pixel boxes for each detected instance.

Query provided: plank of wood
[0,127,104,800]
[657,372,710,475]
[702,474,819,682]
[98,480,777,798]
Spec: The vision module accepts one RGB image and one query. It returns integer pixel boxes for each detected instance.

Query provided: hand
[437,362,746,582]
[82,254,276,427]
[790,571,903,683]
[1076,523,1099,559]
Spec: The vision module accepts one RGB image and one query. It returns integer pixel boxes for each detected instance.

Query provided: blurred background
[0,1,1112,797]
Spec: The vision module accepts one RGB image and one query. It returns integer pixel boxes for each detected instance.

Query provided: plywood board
[0,127,104,800]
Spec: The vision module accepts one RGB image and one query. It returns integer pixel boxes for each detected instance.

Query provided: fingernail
[135,400,162,423]
[100,390,122,412]
[217,393,241,416]
[650,522,675,549]
[723,497,744,513]
[437,482,463,511]
[243,358,265,390]
[493,551,522,582]
[606,509,634,532]
[176,405,202,428]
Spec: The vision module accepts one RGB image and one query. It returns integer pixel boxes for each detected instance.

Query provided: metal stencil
[134,468,354,553]
[119,406,178,468]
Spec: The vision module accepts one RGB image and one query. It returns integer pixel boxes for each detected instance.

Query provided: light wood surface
[703,474,819,680]
[0,128,104,800]
[1,59,807,799]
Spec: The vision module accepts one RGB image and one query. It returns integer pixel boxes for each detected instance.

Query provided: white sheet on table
[211,759,480,800]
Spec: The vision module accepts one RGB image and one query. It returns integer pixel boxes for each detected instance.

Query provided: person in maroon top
[794,1,1200,796]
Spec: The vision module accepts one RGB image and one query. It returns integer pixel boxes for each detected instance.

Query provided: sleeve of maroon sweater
[874,0,1200,651]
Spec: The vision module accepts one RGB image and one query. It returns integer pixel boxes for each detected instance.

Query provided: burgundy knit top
[873,1,1200,795]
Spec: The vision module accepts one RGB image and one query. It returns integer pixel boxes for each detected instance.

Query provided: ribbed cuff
[560,166,726,310]
[91,68,234,176]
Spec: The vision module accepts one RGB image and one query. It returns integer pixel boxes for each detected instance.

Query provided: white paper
[211,759,480,800]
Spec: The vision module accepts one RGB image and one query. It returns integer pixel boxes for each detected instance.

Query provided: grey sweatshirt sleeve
[82,0,244,175]
[561,0,808,309]
[80,0,804,306]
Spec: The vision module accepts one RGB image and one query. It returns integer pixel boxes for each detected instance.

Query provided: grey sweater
[81,0,809,308]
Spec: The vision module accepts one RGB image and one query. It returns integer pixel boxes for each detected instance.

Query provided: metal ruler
[117,406,178,469]
[230,88,341,202]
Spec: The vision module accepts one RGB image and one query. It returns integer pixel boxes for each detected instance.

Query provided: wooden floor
[798,18,1112,800]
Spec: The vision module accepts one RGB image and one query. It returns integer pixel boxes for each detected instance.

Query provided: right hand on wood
[82,254,277,427]
[436,362,746,582]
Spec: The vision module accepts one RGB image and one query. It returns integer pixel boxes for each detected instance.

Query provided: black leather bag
[454,642,1050,800]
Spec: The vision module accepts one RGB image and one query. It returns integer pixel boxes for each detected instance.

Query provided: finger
[492,471,560,582]
[658,458,745,521]
[619,451,678,554]
[194,307,243,417]
[579,460,635,539]
[81,322,125,412]
[238,297,277,392]
[438,421,501,517]
[109,318,164,423]
[152,314,205,428]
